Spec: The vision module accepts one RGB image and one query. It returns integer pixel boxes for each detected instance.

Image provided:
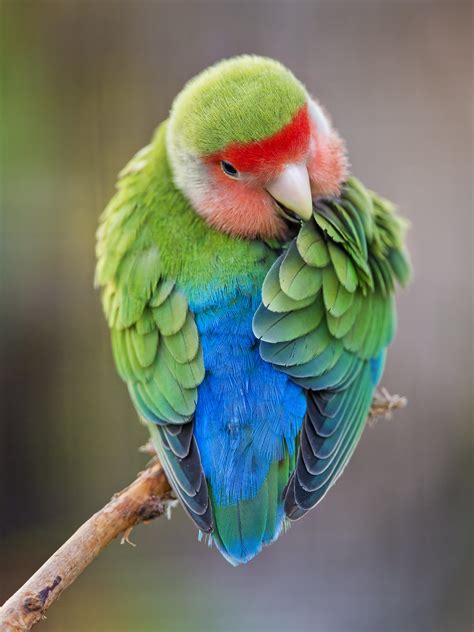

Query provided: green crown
[169,55,308,155]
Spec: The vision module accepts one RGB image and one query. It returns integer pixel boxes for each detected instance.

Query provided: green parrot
[95,55,411,565]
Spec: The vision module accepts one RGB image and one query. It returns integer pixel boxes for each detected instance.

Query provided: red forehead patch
[207,104,310,173]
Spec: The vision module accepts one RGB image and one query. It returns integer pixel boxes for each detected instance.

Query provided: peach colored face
[173,99,347,240]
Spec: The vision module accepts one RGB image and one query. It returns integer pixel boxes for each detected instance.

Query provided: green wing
[253,177,411,520]
[95,146,212,532]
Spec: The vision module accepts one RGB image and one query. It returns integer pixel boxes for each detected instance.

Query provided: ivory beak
[266,163,313,222]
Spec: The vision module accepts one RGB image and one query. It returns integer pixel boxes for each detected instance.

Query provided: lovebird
[95,56,410,565]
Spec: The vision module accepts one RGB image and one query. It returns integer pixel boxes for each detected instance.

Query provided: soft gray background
[0,1,472,631]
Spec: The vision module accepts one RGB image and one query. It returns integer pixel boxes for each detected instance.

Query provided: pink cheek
[196,169,287,239]
[307,128,347,198]
[307,150,324,187]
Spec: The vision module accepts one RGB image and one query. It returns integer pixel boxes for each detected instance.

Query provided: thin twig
[0,461,172,632]
[369,387,407,425]
[0,389,405,631]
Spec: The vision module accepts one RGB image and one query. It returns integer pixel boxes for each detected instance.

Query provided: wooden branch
[369,387,407,424]
[0,461,172,632]
[0,389,405,631]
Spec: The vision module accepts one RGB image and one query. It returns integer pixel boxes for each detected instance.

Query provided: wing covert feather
[254,177,411,520]
[96,145,212,532]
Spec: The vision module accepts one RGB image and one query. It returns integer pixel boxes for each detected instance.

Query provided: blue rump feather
[186,279,305,562]
[189,281,306,506]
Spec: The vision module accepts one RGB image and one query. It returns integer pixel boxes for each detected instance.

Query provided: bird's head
[167,55,347,240]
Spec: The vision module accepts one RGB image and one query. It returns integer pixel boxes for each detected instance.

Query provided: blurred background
[0,1,472,631]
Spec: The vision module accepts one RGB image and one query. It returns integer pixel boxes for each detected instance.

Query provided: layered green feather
[253,177,410,518]
[96,146,205,426]
[95,130,215,531]
[253,177,410,365]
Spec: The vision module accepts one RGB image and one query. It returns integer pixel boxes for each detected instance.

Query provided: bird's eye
[220,160,239,178]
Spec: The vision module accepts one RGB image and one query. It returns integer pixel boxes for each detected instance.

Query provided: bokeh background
[0,1,472,631]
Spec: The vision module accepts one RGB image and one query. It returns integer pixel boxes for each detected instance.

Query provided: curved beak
[266,163,313,222]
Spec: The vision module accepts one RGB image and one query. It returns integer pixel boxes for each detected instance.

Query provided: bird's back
[183,246,306,563]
